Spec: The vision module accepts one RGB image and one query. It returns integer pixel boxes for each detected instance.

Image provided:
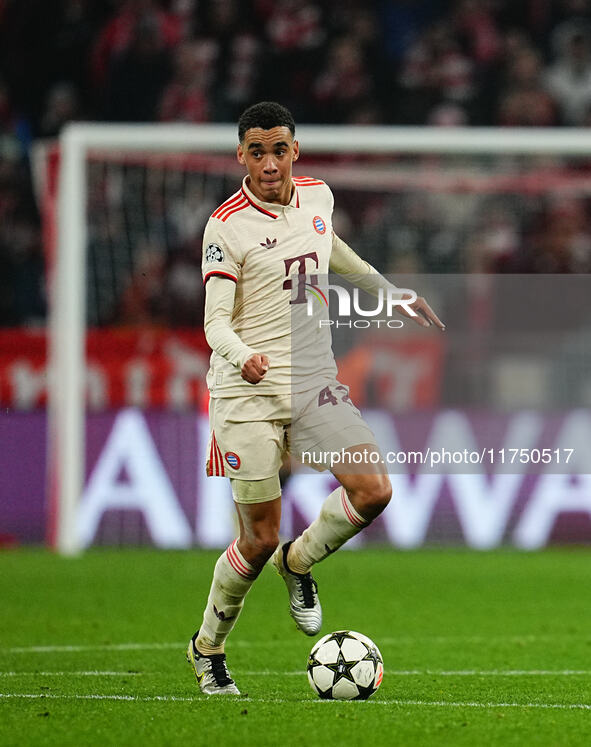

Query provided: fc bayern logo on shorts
[313,216,326,235]
[225,452,241,469]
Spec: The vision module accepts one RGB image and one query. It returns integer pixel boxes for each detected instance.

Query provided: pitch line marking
[239,669,591,677]
[1,693,591,710]
[388,670,591,677]
[378,700,591,710]
[3,670,591,678]
[379,635,591,645]
[0,693,199,703]
[1,643,186,654]
[228,670,591,677]
[0,672,144,677]
[4,635,591,654]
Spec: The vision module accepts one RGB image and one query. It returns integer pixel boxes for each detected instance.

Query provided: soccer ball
[307,630,384,700]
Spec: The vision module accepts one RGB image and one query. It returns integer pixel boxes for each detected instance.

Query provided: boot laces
[297,574,318,608]
[208,654,233,687]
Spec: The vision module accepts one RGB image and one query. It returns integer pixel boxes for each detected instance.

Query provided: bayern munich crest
[313,215,326,234]
[225,452,241,469]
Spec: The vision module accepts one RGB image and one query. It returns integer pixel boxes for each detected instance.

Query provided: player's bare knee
[243,533,279,564]
[256,535,280,559]
[349,476,391,519]
[373,475,392,511]
[236,535,278,572]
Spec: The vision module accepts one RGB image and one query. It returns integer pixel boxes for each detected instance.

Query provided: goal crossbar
[61,123,591,155]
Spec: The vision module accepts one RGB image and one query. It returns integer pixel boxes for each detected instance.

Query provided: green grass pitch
[2,547,591,746]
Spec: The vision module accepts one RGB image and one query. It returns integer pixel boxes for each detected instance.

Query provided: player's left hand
[399,294,446,330]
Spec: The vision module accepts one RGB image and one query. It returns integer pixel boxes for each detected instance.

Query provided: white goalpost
[51,123,591,555]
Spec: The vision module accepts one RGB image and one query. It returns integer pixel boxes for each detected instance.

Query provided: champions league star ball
[307,630,384,700]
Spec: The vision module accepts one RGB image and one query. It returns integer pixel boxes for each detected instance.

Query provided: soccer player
[187,101,444,694]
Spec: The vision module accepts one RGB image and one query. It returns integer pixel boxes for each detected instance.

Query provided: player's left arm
[329,232,445,330]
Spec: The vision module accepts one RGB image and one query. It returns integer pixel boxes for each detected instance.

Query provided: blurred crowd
[5,0,591,131]
[2,0,591,326]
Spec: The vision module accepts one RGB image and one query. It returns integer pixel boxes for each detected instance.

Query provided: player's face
[237,126,299,205]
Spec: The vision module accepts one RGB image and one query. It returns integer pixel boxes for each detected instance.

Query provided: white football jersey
[202,175,338,397]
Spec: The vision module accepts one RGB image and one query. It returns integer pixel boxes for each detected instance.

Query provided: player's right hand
[241,353,269,384]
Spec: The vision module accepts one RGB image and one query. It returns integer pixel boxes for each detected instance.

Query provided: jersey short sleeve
[201,218,241,285]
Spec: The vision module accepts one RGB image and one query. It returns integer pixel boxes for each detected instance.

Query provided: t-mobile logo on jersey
[283,252,319,304]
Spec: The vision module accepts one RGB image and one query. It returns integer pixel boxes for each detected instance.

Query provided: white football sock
[195,540,256,655]
[287,487,368,574]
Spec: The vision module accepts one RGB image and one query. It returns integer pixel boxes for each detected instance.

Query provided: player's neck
[245,176,293,206]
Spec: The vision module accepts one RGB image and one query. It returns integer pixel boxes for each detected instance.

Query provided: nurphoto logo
[305,282,417,329]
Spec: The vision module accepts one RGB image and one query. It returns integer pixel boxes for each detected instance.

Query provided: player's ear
[237,143,245,165]
[292,140,299,162]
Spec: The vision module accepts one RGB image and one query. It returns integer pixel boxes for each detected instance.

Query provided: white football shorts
[206,381,381,482]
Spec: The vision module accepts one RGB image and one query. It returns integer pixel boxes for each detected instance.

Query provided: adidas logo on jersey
[259,237,277,250]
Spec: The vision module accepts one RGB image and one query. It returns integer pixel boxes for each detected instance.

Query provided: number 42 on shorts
[318,385,353,407]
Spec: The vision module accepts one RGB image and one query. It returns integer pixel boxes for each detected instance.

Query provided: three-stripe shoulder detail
[293,176,325,186]
[211,191,249,222]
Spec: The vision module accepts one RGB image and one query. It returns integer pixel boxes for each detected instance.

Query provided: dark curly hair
[238,101,296,142]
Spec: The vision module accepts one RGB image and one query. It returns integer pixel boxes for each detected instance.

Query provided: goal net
[45,125,591,554]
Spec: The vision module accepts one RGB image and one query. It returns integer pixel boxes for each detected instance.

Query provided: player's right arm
[204,277,269,384]
[202,218,269,384]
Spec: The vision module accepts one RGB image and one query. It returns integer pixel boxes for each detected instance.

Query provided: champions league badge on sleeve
[206,243,225,263]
